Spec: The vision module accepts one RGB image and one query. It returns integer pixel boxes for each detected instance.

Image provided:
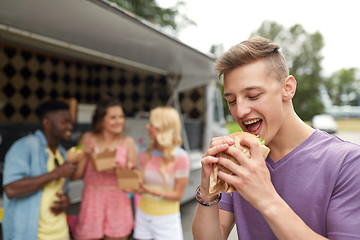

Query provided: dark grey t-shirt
[219,130,360,239]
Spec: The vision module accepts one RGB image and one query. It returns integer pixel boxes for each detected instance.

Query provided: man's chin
[62,135,72,142]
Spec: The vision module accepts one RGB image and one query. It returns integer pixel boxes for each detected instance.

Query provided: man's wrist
[195,186,222,207]
[51,169,60,180]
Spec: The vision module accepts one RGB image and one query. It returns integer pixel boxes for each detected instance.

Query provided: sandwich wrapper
[208,134,270,197]
[91,149,116,171]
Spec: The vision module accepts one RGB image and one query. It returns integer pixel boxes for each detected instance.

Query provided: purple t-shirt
[219,130,360,239]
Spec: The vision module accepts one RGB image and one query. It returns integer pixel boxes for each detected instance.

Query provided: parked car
[311,114,338,134]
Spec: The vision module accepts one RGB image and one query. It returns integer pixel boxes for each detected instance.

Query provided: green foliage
[218,83,231,119]
[325,68,360,106]
[108,0,195,32]
[251,21,325,121]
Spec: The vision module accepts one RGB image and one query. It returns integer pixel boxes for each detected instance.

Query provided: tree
[107,0,195,34]
[209,44,234,120]
[325,68,360,106]
[251,21,325,121]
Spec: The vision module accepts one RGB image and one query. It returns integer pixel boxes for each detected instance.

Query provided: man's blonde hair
[215,36,289,82]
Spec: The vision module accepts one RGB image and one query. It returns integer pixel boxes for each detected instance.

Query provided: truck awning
[0,0,217,91]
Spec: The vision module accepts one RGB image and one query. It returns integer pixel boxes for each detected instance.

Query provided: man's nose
[234,102,251,119]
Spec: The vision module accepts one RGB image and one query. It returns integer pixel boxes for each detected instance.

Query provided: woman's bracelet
[195,185,222,207]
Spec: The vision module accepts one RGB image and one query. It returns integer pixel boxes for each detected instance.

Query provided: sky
[158,0,360,77]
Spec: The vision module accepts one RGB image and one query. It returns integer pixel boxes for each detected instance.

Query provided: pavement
[67,199,238,240]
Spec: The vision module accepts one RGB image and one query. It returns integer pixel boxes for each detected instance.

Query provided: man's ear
[42,118,50,130]
[282,75,296,101]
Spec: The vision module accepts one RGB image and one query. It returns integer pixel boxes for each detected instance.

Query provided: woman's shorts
[133,208,183,240]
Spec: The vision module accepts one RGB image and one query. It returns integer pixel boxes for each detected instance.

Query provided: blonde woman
[133,107,190,240]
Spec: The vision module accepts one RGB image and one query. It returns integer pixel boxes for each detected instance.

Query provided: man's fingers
[208,136,234,148]
[203,143,231,159]
[223,146,248,165]
[240,138,265,163]
[217,170,242,188]
[201,155,219,164]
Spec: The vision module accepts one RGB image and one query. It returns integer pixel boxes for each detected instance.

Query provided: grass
[226,118,360,133]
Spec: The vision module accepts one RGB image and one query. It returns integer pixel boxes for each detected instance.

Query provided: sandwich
[66,145,85,162]
[208,132,270,197]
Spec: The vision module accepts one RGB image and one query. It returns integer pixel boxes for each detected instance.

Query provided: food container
[91,149,116,171]
[116,168,141,190]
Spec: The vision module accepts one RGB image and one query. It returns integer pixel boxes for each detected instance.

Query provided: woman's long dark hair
[91,97,123,133]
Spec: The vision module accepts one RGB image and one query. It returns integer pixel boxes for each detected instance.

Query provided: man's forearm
[192,204,225,240]
[4,171,59,199]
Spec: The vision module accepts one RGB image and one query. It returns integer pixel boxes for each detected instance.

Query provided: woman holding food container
[133,106,190,240]
[71,97,137,240]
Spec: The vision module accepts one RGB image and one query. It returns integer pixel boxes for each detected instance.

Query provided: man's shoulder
[310,130,355,147]
[317,131,359,149]
[307,130,360,163]
[6,131,44,156]
[15,131,42,145]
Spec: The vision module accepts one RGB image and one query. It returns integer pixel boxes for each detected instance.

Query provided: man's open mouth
[243,118,262,133]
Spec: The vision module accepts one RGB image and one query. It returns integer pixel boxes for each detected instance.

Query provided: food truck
[0,0,228,208]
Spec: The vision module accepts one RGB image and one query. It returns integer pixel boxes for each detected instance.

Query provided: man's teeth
[244,119,260,125]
